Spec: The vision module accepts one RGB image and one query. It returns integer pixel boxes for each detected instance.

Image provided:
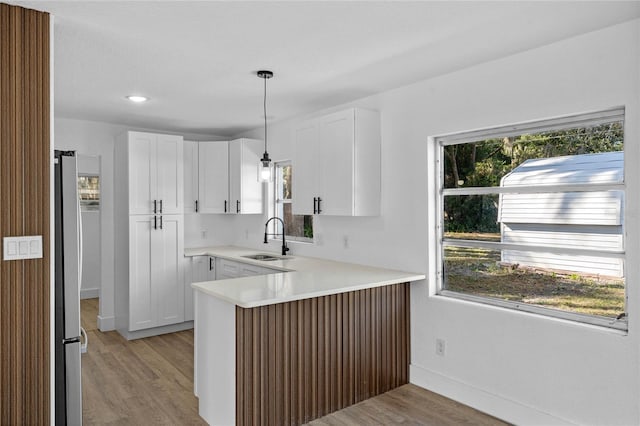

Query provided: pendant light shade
[257,70,274,182]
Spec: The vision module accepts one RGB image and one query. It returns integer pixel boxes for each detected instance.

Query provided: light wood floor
[81,299,507,425]
[309,384,508,426]
[80,298,205,425]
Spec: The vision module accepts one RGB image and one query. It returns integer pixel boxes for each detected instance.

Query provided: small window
[434,108,626,330]
[274,161,313,242]
[78,175,100,211]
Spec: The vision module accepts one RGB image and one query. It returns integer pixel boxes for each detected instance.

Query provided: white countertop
[187,246,425,308]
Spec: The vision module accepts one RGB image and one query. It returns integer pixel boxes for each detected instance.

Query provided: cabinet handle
[317,197,322,214]
[224,200,227,213]
[159,215,163,230]
[313,197,317,214]
[209,257,213,271]
[153,199,157,214]
[159,199,163,214]
[195,200,199,213]
[154,215,157,230]
[236,200,240,213]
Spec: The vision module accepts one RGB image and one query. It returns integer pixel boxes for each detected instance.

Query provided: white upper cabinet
[183,139,262,215]
[127,131,183,215]
[156,134,184,214]
[184,141,230,214]
[318,110,356,216]
[229,138,263,214]
[293,108,381,216]
[183,141,199,214]
[199,142,230,214]
[292,122,319,215]
[128,132,155,215]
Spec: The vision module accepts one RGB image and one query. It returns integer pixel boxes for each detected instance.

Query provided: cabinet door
[184,141,199,214]
[199,142,230,214]
[292,122,319,215]
[129,215,154,331]
[239,263,279,277]
[185,256,215,321]
[216,258,240,279]
[229,139,263,215]
[184,257,195,322]
[318,110,354,216]
[128,132,156,215]
[153,215,184,327]
[156,134,183,215]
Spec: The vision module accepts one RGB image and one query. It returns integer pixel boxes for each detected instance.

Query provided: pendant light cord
[263,75,268,154]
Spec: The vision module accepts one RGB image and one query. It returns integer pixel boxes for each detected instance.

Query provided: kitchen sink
[241,253,284,261]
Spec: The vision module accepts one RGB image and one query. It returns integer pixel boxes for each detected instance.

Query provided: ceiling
[8,1,640,137]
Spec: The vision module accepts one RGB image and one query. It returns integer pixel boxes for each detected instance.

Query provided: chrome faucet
[264,217,290,256]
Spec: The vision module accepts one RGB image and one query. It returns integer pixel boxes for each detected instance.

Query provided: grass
[444,245,625,318]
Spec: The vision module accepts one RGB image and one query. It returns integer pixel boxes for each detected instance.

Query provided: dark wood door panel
[0,4,50,424]
[236,283,410,426]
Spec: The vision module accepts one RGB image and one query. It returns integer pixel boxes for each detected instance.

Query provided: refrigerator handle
[159,199,163,214]
[80,327,88,353]
[154,215,157,230]
[160,215,163,230]
[77,185,83,293]
[153,199,157,214]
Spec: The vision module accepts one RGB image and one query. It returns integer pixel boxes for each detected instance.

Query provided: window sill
[268,237,314,245]
[436,290,628,334]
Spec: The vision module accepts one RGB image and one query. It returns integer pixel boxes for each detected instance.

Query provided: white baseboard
[118,321,194,340]
[80,288,99,300]
[97,315,116,331]
[410,364,576,426]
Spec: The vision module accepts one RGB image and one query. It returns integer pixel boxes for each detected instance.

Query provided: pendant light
[257,70,274,182]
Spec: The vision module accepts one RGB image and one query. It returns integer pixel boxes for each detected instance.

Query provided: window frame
[272,160,314,243]
[433,107,627,331]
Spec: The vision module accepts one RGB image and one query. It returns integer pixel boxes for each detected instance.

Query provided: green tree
[443,122,623,233]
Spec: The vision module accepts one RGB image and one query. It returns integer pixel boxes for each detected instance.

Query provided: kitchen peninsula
[188,246,425,425]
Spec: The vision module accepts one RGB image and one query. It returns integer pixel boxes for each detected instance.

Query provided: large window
[435,108,626,330]
[274,161,313,242]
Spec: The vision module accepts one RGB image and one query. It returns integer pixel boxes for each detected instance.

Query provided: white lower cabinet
[215,257,279,280]
[185,256,216,321]
[128,215,185,332]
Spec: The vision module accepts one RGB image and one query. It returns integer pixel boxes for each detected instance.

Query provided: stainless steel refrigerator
[55,150,84,425]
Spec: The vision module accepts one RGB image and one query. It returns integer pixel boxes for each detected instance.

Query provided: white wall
[233,20,640,425]
[54,118,225,330]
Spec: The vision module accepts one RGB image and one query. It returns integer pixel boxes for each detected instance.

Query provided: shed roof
[500,151,623,187]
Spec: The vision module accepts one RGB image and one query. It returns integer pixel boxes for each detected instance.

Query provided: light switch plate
[3,236,43,261]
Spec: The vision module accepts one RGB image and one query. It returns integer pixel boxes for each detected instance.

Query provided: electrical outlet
[343,235,349,249]
[201,230,207,239]
[436,338,446,356]
[245,229,249,239]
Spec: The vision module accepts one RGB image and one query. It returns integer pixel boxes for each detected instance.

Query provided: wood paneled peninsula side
[187,246,425,425]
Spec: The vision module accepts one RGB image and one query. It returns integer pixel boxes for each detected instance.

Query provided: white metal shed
[498,151,624,278]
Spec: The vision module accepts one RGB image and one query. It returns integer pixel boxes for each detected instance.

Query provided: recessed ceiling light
[126,95,148,103]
